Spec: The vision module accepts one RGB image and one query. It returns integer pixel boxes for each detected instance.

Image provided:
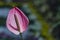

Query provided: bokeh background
[0,0,60,40]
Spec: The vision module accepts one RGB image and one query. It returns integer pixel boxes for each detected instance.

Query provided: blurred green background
[0,0,60,40]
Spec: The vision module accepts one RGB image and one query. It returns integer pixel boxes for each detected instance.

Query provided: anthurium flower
[6,7,29,35]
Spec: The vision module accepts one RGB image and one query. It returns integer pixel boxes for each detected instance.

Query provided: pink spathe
[6,7,29,35]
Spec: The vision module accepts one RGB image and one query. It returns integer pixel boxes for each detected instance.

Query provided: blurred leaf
[0,17,6,26]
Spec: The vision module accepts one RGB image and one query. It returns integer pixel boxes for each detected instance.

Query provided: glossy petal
[6,7,29,35]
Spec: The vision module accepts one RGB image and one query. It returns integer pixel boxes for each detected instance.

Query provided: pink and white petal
[6,7,29,35]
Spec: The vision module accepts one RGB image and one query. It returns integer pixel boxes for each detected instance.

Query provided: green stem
[20,33,24,40]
